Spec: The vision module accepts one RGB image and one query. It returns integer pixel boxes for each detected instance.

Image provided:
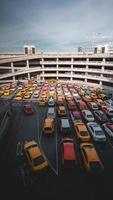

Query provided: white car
[105,99,113,109]
[103,122,113,137]
[48,97,55,106]
[87,122,106,142]
[82,110,94,122]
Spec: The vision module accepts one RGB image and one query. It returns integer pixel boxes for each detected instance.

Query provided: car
[61,118,70,134]
[33,91,39,98]
[74,95,82,103]
[47,107,56,119]
[80,142,104,172]
[23,104,34,115]
[82,95,92,102]
[81,110,94,122]
[93,110,108,123]
[38,98,46,106]
[74,121,90,141]
[24,140,48,172]
[56,97,64,106]
[67,100,77,111]
[101,106,113,119]
[57,106,66,116]
[70,111,82,122]
[94,99,105,107]
[90,93,98,100]
[98,93,108,100]
[103,122,113,137]
[61,138,77,168]
[65,95,73,101]
[87,122,106,142]
[105,99,113,109]
[43,118,55,135]
[24,92,32,99]
[14,92,23,100]
[78,101,88,110]
[48,97,55,106]
[87,102,99,111]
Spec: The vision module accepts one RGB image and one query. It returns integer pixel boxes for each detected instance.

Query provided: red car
[101,106,113,119]
[61,138,77,168]
[67,100,77,111]
[23,104,34,115]
[78,101,88,110]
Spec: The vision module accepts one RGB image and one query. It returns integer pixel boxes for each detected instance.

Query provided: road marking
[55,106,58,175]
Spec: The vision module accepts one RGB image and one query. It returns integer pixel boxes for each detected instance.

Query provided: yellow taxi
[94,99,105,107]
[65,95,73,101]
[74,121,90,141]
[57,105,66,116]
[23,92,32,99]
[14,92,23,100]
[24,140,48,172]
[3,90,10,96]
[82,95,92,102]
[0,90,4,96]
[38,98,46,106]
[43,118,55,135]
[80,142,104,172]
[90,93,98,100]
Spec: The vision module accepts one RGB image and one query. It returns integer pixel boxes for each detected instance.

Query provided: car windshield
[80,131,88,136]
[33,155,45,166]
[95,130,103,135]
[87,114,92,118]
[74,115,81,120]
[90,161,102,172]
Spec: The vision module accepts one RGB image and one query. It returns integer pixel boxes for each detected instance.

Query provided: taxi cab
[14,92,23,100]
[57,106,67,116]
[74,121,90,141]
[38,98,46,106]
[43,118,55,135]
[24,140,48,172]
[80,142,104,172]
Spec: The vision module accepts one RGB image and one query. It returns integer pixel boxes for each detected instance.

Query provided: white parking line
[55,106,58,175]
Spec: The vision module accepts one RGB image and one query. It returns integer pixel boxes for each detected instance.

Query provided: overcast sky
[0,0,113,52]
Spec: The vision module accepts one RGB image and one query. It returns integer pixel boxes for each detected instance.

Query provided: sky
[0,0,113,52]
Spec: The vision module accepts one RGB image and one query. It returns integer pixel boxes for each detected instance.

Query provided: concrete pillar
[11,62,14,73]
[26,60,29,68]
[28,73,30,80]
[13,76,15,81]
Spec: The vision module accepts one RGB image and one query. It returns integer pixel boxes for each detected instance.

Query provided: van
[61,118,70,134]
[43,118,55,134]
[47,107,55,119]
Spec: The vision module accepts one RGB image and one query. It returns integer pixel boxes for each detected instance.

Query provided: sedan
[24,140,48,172]
[80,142,104,172]
[61,138,77,168]
[23,104,34,115]
[81,110,94,122]
[103,122,113,137]
[93,110,108,123]
[87,122,106,142]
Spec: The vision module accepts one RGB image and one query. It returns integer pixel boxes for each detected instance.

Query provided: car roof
[28,146,41,159]
[82,110,91,114]
[82,144,99,161]
[45,118,53,126]
[63,143,77,160]
[72,111,80,116]
[107,123,113,130]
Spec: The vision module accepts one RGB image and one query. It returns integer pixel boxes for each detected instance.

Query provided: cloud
[0,0,113,51]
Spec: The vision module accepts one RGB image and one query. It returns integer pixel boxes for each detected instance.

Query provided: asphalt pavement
[0,100,113,200]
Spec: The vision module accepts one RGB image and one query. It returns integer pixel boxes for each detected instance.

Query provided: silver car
[87,122,106,142]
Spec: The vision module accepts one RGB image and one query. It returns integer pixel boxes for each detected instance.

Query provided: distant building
[24,45,36,54]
